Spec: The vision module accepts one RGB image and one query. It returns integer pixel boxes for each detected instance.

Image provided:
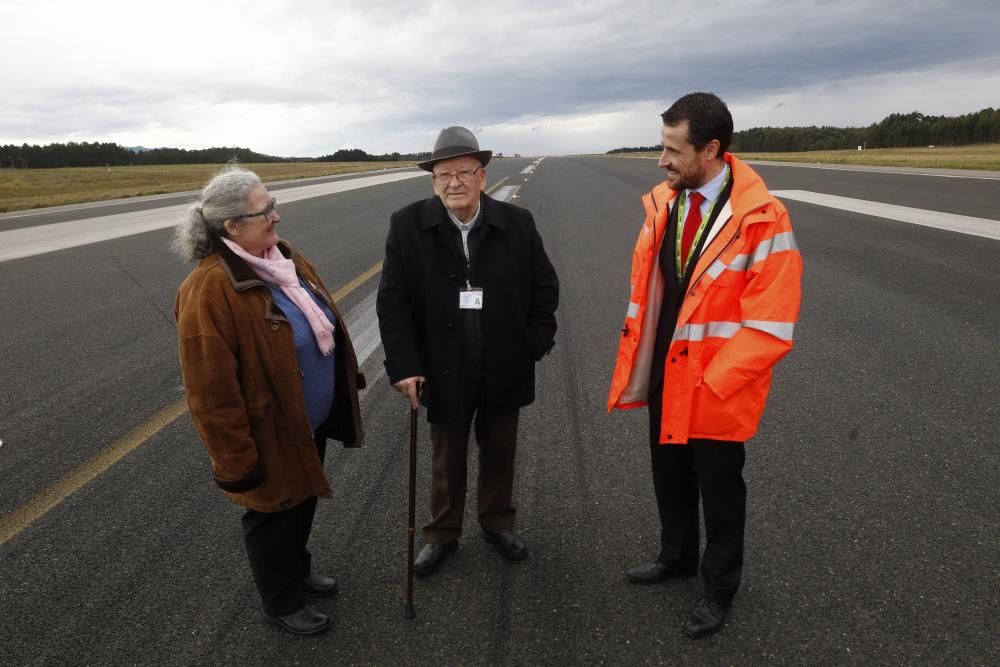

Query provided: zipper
[685,215,741,299]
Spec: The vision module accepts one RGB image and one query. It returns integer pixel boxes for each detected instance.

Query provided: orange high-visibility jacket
[608,154,802,444]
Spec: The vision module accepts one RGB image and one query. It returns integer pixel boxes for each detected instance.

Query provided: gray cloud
[2,0,998,155]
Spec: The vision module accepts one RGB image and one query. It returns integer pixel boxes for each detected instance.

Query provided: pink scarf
[222,238,335,356]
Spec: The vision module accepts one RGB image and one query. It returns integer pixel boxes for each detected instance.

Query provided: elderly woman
[172,165,364,636]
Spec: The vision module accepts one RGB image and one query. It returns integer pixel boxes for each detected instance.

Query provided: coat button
[449,273,457,280]
[671,357,676,363]
[271,322,280,330]
[442,370,450,377]
[667,434,673,440]
[446,322,454,330]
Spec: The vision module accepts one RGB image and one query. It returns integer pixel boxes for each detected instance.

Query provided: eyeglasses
[432,167,483,184]
[231,197,278,221]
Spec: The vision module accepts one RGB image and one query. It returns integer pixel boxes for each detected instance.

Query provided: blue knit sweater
[266,280,337,430]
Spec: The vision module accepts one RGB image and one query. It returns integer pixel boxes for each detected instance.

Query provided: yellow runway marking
[0,399,188,545]
[332,260,383,301]
[0,259,385,547]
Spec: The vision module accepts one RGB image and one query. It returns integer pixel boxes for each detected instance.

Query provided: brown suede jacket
[175,239,364,512]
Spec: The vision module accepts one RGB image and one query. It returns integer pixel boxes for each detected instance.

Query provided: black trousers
[648,393,746,605]
[240,429,327,617]
[425,378,520,543]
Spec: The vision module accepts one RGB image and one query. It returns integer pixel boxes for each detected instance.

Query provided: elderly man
[608,93,802,638]
[377,126,559,576]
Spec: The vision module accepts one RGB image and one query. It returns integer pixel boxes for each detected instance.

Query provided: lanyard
[674,170,730,277]
[455,226,473,288]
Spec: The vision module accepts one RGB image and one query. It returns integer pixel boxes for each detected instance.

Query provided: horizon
[6,104,997,161]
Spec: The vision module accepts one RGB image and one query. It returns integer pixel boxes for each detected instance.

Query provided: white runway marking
[750,161,1000,181]
[0,171,428,263]
[625,156,1000,180]
[345,288,381,369]
[491,185,520,202]
[521,165,535,174]
[772,190,1000,241]
[343,287,389,394]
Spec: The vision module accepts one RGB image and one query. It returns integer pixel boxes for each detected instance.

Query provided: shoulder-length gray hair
[171,165,263,261]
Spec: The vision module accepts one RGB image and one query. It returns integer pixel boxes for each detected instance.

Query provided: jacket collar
[724,153,772,219]
[644,153,771,222]
[420,193,506,232]
[213,237,296,292]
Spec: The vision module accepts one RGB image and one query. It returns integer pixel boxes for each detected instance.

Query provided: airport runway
[1,156,998,664]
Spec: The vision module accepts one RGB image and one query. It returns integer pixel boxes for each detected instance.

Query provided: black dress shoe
[413,542,457,577]
[302,573,339,597]
[683,598,730,639]
[264,605,330,636]
[483,531,529,561]
[626,561,698,584]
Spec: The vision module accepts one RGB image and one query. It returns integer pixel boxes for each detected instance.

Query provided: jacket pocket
[689,380,744,439]
[239,400,286,498]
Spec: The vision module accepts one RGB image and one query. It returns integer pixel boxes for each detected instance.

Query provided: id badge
[459,287,484,310]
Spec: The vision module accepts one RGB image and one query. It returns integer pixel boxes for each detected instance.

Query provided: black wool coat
[376,193,559,423]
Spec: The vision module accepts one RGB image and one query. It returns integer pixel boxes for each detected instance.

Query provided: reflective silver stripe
[671,319,794,342]
[707,254,746,278]
[706,231,799,279]
[706,259,728,279]
[743,319,795,341]
[751,232,798,266]
[626,301,640,319]
[672,321,741,342]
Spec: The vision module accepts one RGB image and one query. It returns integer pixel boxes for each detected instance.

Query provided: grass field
[615,144,1000,171]
[0,161,417,213]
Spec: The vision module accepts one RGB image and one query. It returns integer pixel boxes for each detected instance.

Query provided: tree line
[607,107,1000,154]
[314,148,431,162]
[0,143,430,169]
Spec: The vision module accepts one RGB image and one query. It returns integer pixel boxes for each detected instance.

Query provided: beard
[670,163,707,191]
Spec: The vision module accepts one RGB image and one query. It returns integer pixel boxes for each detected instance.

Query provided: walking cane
[404,384,421,619]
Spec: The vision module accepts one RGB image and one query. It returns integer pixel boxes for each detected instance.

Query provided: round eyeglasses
[231,197,278,221]
[431,167,483,184]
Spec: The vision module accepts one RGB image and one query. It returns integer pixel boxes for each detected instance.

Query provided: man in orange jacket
[608,93,802,638]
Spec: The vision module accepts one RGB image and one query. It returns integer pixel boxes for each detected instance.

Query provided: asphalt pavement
[1,156,997,665]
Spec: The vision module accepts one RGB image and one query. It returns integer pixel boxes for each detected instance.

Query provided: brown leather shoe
[264,605,330,636]
[302,573,338,597]
[413,542,457,577]
[626,561,698,584]
[683,598,730,639]
[483,531,529,561]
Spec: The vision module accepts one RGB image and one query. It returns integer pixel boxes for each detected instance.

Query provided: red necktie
[680,191,705,270]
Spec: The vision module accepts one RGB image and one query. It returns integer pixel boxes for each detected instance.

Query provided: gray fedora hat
[417,125,493,172]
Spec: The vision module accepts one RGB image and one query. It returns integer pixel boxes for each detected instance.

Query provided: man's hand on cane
[393,376,426,410]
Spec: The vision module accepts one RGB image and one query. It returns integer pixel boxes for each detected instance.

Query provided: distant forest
[607,108,1000,154]
[6,107,999,168]
[0,144,431,169]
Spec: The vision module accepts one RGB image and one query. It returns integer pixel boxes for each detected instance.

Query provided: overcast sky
[3,0,999,156]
